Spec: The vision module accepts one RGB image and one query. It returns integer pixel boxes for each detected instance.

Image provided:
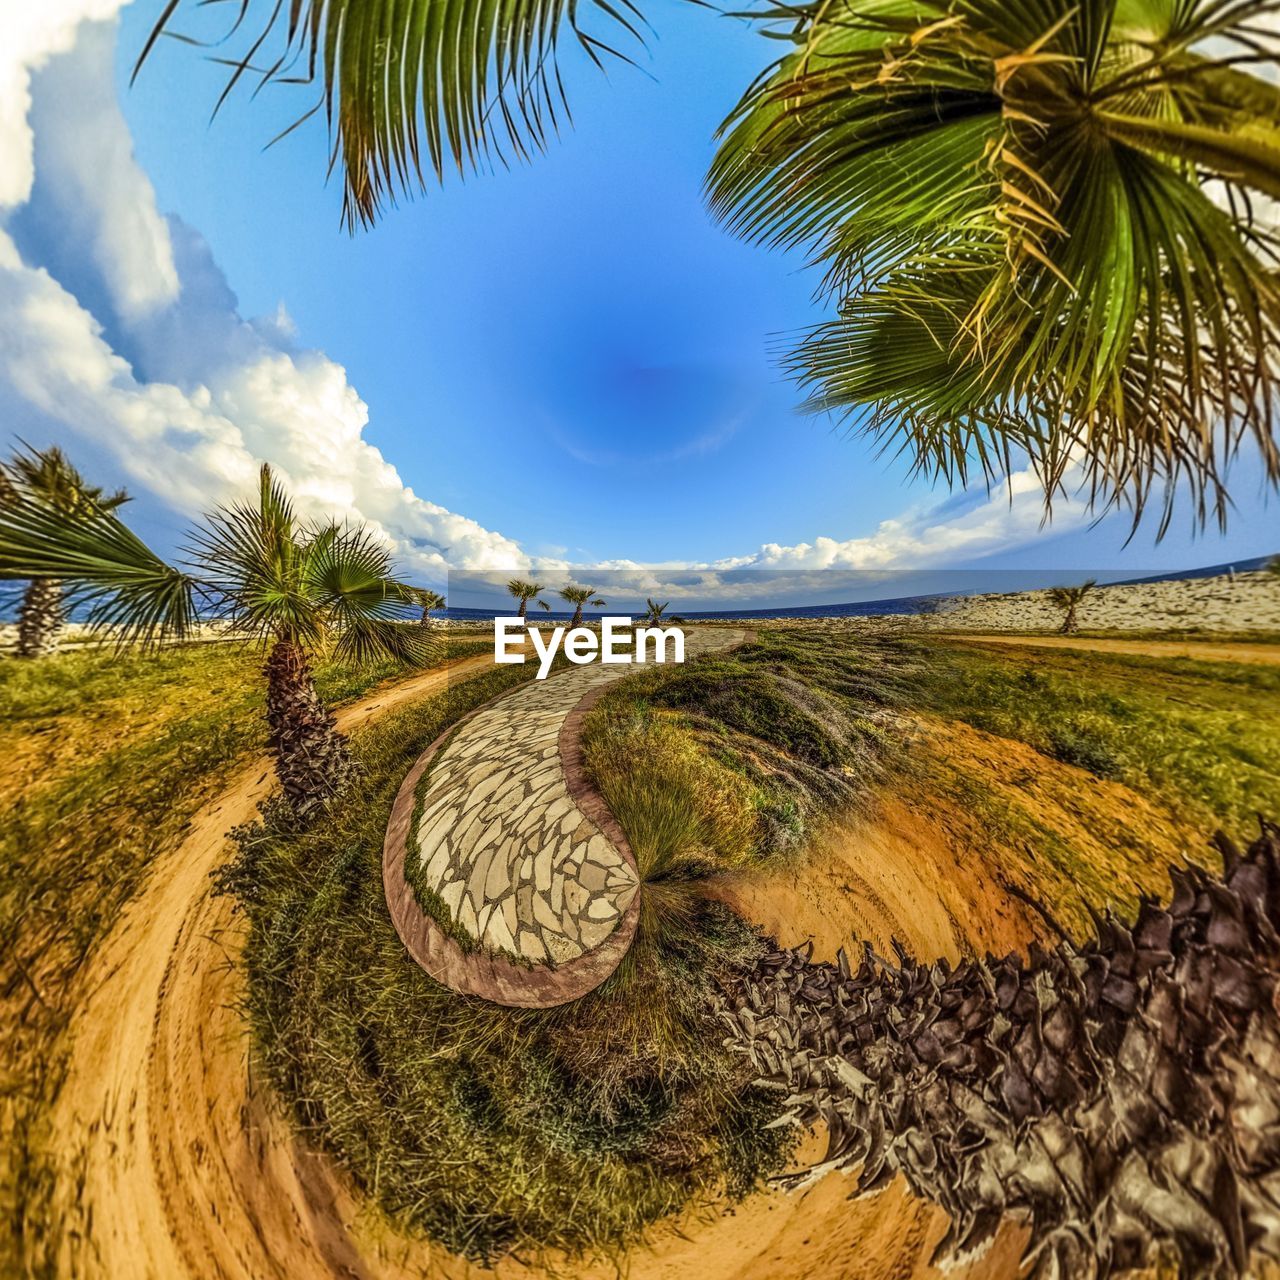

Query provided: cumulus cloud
[0,0,128,209]
[0,9,527,584]
[21,20,179,321]
[0,7,1094,601]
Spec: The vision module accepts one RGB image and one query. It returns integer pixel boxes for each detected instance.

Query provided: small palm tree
[506,578,546,621]
[0,460,431,821]
[415,588,446,627]
[1046,581,1097,635]
[1,446,128,658]
[642,598,670,626]
[559,584,606,629]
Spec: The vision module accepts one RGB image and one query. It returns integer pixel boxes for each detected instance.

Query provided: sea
[438,555,1276,624]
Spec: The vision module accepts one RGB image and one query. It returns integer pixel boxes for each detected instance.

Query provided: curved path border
[383,628,746,1007]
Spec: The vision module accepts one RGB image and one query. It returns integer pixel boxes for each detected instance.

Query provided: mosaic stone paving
[411,629,744,965]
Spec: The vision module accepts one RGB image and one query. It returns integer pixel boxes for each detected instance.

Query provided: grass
[580,630,915,872]
[11,623,1275,1272]
[581,629,1280,940]
[0,632,489,1279]
[913,640,1280,833]
[221,666,792,1265]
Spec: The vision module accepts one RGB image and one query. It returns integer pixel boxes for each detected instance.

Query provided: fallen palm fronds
[721,823,1280,1278]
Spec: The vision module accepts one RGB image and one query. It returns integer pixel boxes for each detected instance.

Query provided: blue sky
[0,2,1275,611]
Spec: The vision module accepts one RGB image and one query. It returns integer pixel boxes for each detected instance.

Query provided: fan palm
[1,445,129,658]
[559,584,607,628]
[137,0,648,231]
[709,0,1280,535]
[1046,580,1098,633]
[506,578,547,620]
[415,588,447,627]
[643,597,670,625]
[0,461,431,820]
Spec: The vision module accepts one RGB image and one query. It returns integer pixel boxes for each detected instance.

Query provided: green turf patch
[580,630,913,868]
[913,640,1280,833]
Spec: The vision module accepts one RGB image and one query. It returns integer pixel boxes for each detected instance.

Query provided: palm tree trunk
[571,606,584,628]
[1062,605,1078,634]
[264,639,358,821]
[518,598,528,620]
[16,579,63,657]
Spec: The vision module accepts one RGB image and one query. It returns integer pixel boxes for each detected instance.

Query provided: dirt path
[945,634,1280,664]
[43,659,1032,1280]
[45,654,503,1279]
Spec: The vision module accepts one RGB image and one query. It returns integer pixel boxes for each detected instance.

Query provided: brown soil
[945,634,1280,665]
[40,665,1191,1280]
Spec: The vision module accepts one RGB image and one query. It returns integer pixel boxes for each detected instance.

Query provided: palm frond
[138,0,649,230]
[507,578,546,601]
[331,614,438,666]
[0,477,196,645]
[710,0,1280,534]
[189,465,324,648]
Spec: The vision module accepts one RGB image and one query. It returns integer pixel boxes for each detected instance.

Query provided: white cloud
[0,9,528,584]
[0,233,527,575]
[0,8,1095,602]
[706,464,1082,573]
[0,0,129,209]
[24,20,179,320]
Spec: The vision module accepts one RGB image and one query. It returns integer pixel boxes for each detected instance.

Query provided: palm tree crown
[1046,580,1098,634]
[709,0,1280,534]
[5,445,128,517]
[643,598,670,626]
[506,578,547,620]
[414,589,447,626]
[558,584,607,629]
[1,445,131,658]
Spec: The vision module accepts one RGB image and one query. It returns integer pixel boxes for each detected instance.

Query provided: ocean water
[442,594,947,623]
[437,555,1275,624]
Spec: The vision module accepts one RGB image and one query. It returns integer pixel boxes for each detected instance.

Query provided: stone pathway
[413,671,640,964]
[383,628,746,1005]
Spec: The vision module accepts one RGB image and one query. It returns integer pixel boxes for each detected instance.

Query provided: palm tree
[642,598,670,626]
[0,461,430,821]
[709,0,1280,535]
[506,579,546,621]
[1046,580,1098,635]
[0,446,128,658]
[415,588,446,627]
[558,584,606,629]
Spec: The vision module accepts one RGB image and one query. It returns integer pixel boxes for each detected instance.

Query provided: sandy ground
[945,635,1280,665]
[41,656,1141,1280]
